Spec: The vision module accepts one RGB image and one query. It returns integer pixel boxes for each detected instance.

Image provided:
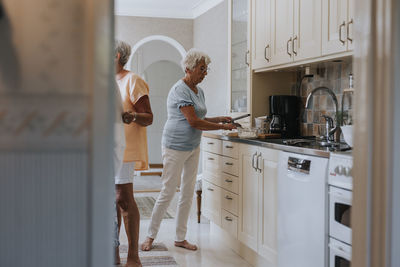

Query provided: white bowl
[341,125,353,147]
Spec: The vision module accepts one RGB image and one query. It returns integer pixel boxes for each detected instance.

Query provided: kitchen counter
[203,131,349,158]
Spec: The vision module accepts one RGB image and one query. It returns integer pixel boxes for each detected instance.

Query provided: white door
[322,0,348,55]
[238,144,259,251]
[251,0,272,69]
[257,148,279,264]
[293,0,322,61]
[271,0,294,66]
[346,0,354,51]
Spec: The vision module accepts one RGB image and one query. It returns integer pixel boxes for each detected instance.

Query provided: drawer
[202,180,222,226]
[221,189,238,216]
[221,209,238,238]
[222,141,239,159]
[221,173,238,194]
[203,152,221,186]
[222,157,239,176]
[202,137,222,154]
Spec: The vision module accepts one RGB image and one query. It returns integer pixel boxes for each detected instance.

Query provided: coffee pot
[269,114,284,134]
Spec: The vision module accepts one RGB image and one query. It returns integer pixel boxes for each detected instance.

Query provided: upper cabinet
[322,0,354,55]
[229,0,251,113]
[252,0,322,70]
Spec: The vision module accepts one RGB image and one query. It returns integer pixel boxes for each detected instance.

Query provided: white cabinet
[322,0,354,56]
[238,144,259,251]
[252,0,321,69]
[257,147,279,264]
[203,180,222,226]
[229,0,251,113]
[238,143,279,262]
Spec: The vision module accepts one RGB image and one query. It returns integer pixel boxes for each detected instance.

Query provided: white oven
[329,186,352,245]
[329,238,351,267]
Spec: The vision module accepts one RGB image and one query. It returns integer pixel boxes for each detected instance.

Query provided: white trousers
[147,146,200,242]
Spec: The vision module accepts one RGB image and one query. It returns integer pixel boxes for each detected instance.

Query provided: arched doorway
[129,36,185,164]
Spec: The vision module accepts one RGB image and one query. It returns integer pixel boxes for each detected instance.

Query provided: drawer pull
[225,162,233,166]
[207,142,214,145]
[207,157,215,160]
[207,188,214,191]
[225,216,233,222]
[224,179,233,183]
[225,195,233,200]
[225,145,234,149]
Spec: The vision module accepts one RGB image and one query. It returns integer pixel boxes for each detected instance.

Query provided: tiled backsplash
[293,62,353,137]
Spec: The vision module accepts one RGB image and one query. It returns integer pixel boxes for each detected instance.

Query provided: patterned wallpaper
[294,61,353,138]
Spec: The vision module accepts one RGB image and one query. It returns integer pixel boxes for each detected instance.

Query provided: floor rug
[119,243,178,267]
[136,196,173,220]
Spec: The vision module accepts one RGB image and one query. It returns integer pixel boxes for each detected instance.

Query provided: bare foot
[140,237,154,251]
[115,246,120,265]
[125,259,142,267]
[174,240,198,251]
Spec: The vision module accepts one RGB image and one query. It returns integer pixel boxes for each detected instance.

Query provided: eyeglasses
[199,66,210,73]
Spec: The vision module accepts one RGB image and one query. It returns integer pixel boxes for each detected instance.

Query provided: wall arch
[127,35,186,70]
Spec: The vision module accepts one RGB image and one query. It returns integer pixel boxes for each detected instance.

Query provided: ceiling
[115,0,224,19]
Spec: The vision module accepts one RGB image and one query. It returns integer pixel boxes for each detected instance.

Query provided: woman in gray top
[141,49,236,251]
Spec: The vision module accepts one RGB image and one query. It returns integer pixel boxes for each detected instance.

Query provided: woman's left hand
[218,116,232,123]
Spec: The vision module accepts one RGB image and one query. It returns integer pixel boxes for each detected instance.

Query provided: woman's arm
[205,116,232,123]
[131,95,153,126]
[180,106,236,131]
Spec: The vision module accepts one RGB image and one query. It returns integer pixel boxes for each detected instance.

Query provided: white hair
[115,40,132,67]
[181,48,211,71]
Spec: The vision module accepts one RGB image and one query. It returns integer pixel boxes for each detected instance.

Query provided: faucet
[305,86,339,142]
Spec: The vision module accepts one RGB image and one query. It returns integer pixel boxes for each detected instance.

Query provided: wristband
[133,112,137,122]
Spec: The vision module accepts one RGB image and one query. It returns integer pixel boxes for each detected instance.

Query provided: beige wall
[194,0,229,116]
[115,16,193,51]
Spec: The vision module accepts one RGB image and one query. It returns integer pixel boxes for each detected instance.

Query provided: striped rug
[136,196,173,220]
[119,243,178,266]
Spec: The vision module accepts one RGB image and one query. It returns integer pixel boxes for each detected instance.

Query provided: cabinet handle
[225,162,233,166]
[287,37,292,56]
[224,179,233,183]
[207,142,214,145]
[245,50,250,66]
[225,195,233,200]
[292,35,298,56]
[225,216,233,222]
[264,44,270,62]
[256,152,262,173]
[339,21,346,44]
[347,19,353,42]
[252,152,257,170]
[225,145,234,149]
[207,187,214,191]
[207,157,215,161]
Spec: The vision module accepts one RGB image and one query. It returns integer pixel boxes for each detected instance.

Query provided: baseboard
[209,223,275,267]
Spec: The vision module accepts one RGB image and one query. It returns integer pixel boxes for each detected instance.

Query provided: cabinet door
[346,0,354,51]
[293,0,322,61]
[322,0,347,55]
[202,180,222,226]
[257,148,279,263]
[251,0,272,69]
[270,0,294,66]
[230,0,250,113]
[238,144,259,251]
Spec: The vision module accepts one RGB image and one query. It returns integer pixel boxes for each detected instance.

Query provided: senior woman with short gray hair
[141,48,236,251]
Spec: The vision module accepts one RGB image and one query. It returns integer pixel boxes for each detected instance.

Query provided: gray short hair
[115,40,132,67]
[181,48,211,71]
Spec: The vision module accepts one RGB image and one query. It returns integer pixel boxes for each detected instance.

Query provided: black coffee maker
[268,95,300,138]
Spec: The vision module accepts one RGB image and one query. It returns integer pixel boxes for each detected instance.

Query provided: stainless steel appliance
[277,151,329,267]
[268,95,300,137]
[328,152,353,267]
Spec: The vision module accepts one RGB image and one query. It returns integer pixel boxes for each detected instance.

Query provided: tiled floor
[119,192,252,267]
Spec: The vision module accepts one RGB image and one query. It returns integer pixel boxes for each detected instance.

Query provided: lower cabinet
[238,143,279,263]
[202,137,279,264]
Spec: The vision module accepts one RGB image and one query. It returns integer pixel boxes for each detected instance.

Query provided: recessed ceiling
[115,0,224,19]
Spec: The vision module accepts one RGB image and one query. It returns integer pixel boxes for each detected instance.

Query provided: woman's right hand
[222,123,237,130]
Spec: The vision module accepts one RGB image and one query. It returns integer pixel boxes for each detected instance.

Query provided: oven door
[329,185,352,244]
[329,238,351,267]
